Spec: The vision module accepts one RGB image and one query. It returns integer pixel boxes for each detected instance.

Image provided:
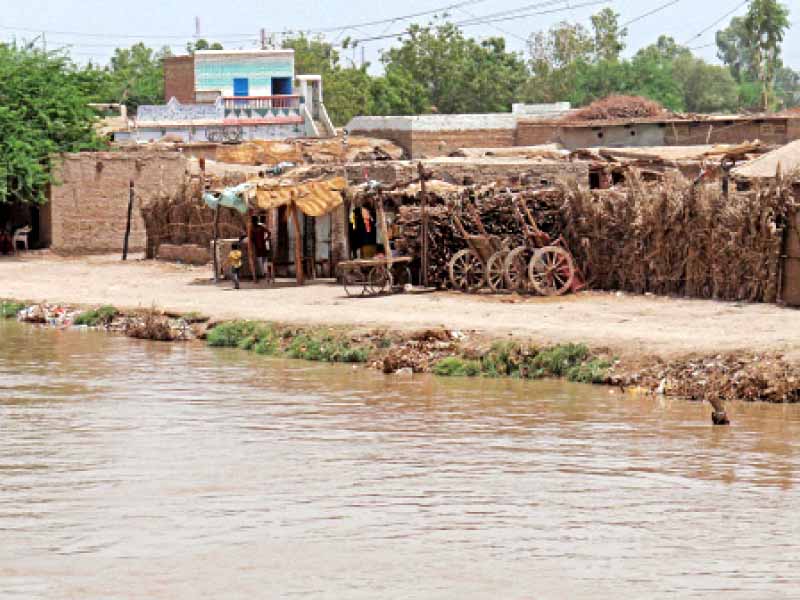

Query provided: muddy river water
[2,321,800,599]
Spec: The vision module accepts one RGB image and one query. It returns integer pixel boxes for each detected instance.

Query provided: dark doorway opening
[272,77,293,95]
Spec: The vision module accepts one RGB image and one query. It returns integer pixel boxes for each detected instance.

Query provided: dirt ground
[3,252,800,361]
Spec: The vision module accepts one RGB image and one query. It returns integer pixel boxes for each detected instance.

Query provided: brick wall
[164,56,195,104]
[49,152,188,254]
[348,158,589,187]
[515,123,559,146]
[409,129,516,157]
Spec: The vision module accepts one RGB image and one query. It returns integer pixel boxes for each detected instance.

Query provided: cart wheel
[504,246,530,293]
[367,266,393,295]
[529,246,576,296]
[392,265,413,292]
[486,250,509,293]
[343,268,366,297]
[449,249,485,292]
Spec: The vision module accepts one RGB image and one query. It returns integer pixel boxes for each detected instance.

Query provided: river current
[1,320,800,599]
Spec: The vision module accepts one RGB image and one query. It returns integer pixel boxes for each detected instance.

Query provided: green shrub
[432,356,482,377]
[529,343,589,377]
[74,305,118,327]
[481,341,523,377]
[287,332,370,363]
[207,321,260,347]
[1,300,25,319]
[566,358,612,384]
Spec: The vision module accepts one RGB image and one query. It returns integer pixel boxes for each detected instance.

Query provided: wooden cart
[448,203,511,293]
[504,195,578,296]
[337,256,413,297]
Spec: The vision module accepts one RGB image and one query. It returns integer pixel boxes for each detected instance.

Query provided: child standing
[226,242,243,290]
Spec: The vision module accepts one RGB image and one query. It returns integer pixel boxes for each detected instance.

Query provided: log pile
[567,95,669,122]
[560,171,796,302]
[393,188,566,287]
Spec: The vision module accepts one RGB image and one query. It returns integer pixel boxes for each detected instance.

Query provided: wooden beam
[376,194,391,257]
[247,216,258,283]
[417,162,429,288]
[122,180,134,261]
[291,201,305,286]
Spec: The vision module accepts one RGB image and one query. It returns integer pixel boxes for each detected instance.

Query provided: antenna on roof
[195,16,201,38]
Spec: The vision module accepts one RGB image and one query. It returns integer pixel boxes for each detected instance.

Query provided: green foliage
[1,300,25,319]
[528,343,590,378]
[716,1,793,110]
[186,39,223,53]
[74,305,118,327]
[566,358,612,384]
[671,54,739,113]
[480,341,524,377]
[107,43,170,111]
[382,22,527,114]
[432,356,483,377]
[206,321,370,363]
[286,332,369,363]
[206,321,260,347]
[0,43,104,204]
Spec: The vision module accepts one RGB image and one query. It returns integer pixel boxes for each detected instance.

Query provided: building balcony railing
[222,95,302,111]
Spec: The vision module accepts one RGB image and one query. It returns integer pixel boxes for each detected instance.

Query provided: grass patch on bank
[434,341,610,383]
[206,321,611,384]
[1,300,26,319]
[74,305,118,326]
[207,321,371,364]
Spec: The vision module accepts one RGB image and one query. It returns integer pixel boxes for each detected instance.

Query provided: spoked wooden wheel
[367,266,393,295]
[448,249,485,292]
[486,250,509,293]
[343,268,366,297]
[529,246,576,296]
[504,246,530,293]
[392,265,413,292]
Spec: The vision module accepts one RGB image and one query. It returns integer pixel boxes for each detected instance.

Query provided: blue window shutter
[233,78,249,97]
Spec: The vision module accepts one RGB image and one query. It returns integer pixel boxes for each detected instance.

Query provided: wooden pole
[291,201,305,286]
[212,207,220,282]
[247,215,258,283]
[122,180,134,261]
[376,193,391,257]
[418,162,429,288]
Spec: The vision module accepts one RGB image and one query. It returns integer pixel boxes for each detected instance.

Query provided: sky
[1,0,798,73]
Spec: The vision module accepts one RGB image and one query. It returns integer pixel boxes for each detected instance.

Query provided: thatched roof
[732,140,800,179]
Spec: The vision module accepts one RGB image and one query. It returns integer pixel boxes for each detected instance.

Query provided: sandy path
[2,253,799,360]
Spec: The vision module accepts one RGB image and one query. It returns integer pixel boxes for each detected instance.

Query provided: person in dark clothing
[250,216,269,278]
[0,228,12,255]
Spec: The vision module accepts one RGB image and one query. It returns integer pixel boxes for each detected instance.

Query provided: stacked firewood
[393,189,566,288]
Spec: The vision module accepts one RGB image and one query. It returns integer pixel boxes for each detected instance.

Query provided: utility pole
[260,28,267,50]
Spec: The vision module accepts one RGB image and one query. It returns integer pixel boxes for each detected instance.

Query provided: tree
[591,7,627,62]
[0,43,103,204]
[107,43,171,111]
[186,39,223,53]
[369,67,429,116]
[716,0,790,109]
[382,21,528,114]
[672,55,739,113]
[283,34,339,75]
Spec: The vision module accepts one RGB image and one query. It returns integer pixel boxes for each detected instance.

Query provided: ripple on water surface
[1,320,800,599]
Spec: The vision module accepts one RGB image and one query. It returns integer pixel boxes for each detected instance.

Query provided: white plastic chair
[13,226,31,253]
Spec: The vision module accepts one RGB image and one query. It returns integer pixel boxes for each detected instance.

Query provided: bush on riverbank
[433,341,611,383]
[74,305,118,327]
[207,321,371,364]
[1,300,25,319]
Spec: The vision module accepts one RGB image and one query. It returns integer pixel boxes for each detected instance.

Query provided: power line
[683,0,749,45]
[351,0,609,43]
[621,0,682,28]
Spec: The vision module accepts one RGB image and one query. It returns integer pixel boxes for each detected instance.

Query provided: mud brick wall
[49,152,188,254]
[163,56,196,104]
[408,129,516,157]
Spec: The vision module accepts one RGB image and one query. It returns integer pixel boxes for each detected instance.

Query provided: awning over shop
[255,176,348,217]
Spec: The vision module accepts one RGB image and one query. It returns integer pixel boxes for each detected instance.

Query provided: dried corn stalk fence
[139,175,248,257]
[562,171,797,302]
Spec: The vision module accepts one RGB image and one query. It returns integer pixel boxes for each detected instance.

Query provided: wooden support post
[122,180,134,261]
[247,215,258,283]
[291,201,305,286]
[376,194,391,257]
[418,162,429,288]
[212,207,220,282]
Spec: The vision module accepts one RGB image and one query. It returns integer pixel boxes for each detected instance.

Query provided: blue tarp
[202,183,252,215]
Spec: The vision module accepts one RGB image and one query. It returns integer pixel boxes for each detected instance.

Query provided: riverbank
[4,252,800,405]
[4,288,800,406]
